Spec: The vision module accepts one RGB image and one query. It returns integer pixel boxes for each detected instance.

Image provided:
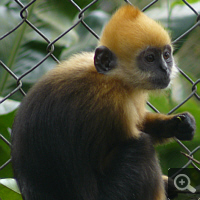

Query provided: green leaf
[0,179,22,200]
[0,1,80,100]
[0,98,19,137]
[171,0,200,7]
[0,98,19,115]
[0,99,17,179]
[0,178,20,194]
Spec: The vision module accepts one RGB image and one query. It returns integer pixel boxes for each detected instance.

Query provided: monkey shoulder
[21,53,131,118]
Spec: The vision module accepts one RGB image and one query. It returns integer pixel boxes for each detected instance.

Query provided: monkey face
[136,45,175,90]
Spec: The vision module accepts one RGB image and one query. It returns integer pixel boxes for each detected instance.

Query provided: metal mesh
[0,0,199,192]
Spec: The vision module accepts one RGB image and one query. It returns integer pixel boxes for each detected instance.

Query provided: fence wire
[0,0,200,195]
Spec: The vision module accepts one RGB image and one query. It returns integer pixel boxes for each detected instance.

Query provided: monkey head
[94,5,178,90]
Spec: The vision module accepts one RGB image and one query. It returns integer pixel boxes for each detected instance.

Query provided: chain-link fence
[0,0,200,198]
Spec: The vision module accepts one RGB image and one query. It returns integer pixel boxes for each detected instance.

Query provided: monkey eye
[145,54,155,62]
[163,51,170,60]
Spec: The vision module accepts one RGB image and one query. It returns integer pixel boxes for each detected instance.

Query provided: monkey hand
[172,113,196,141]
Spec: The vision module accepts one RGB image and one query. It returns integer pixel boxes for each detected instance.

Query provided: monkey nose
[160,63,168,73]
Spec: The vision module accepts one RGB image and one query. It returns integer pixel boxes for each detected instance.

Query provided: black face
[136,45,174,89]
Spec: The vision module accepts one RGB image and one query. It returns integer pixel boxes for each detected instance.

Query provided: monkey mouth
[150,76,171,89]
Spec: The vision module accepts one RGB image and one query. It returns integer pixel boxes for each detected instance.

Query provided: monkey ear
[94,46,117,74]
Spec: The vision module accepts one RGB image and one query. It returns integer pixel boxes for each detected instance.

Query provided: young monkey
[11,4,196,200]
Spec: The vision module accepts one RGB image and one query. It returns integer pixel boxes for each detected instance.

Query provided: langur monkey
[11,4,196,200]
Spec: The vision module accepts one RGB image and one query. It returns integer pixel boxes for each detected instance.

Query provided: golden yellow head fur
[100,5,171,62]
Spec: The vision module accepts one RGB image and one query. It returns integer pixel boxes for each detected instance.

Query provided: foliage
[0,178,22,200]
[0,0,199,198]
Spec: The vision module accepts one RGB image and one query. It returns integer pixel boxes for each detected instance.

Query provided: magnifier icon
[174,174,196,193]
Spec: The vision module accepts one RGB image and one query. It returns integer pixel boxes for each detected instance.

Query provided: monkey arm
[140,112,196,144]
